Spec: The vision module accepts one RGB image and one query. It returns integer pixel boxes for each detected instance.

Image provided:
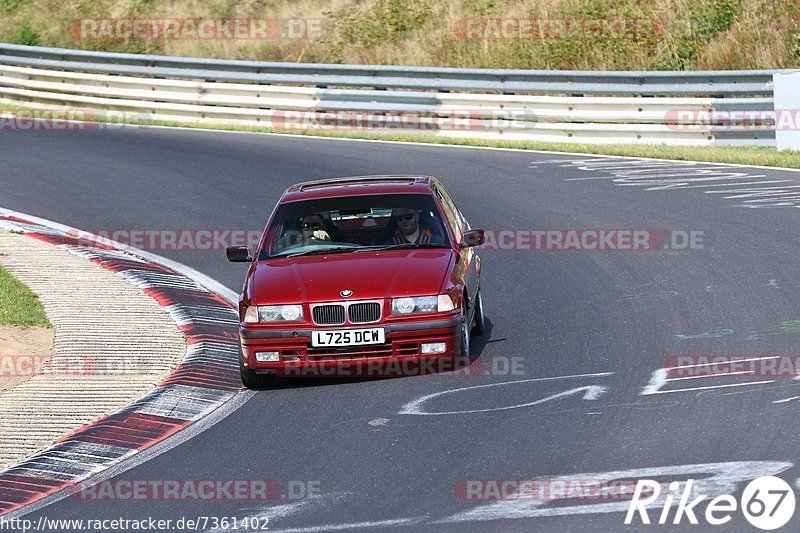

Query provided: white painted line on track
[535,156,800,206]
[668,355,782,370]
[400,372,613,416]
[642,356,786,396]
[681,179,790,188]
[523,152,800,174]
[773,396,800,404]
[644,381,775,395]
[666,371,757,381]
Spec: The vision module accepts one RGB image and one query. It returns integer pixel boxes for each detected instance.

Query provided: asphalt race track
[2,127,800,531]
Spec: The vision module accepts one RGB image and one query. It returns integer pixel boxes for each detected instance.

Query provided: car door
[435,183,480,314]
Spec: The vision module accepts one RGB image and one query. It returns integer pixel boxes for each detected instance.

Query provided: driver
[300,214,331,242]
[273,213,331,253]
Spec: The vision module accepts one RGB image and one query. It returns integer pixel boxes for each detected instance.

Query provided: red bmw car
[227,175,485,388]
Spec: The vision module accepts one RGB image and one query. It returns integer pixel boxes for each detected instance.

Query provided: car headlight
[392,295,455,315]
[437,294,456,312]
[243,304,304,323]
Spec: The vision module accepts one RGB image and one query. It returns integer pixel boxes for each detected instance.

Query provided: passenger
[385,208,441,245]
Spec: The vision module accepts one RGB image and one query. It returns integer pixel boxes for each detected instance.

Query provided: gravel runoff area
[0,230,186,470]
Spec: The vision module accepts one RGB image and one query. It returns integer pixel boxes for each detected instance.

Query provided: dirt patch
[0,326,54,391]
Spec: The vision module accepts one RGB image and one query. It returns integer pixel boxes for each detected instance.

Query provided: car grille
[312,305,345,325]
[311,301,382,325]
[348,302,381,323]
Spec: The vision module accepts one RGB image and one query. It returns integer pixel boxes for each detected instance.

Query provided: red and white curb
[0,211,242,515]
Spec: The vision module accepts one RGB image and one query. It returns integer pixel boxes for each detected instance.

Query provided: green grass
[2,101,799,170]
[0,265,50,328]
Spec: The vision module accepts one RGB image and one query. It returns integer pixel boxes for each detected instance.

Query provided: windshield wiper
[356,243,448,252]
[283,247,361,258]
[281,242,447,258]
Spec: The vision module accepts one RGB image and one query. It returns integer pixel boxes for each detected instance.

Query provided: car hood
[248,248,455,304]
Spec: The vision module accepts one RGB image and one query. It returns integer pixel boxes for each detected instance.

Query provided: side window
[435,186,463,241]
[454,200,469,231]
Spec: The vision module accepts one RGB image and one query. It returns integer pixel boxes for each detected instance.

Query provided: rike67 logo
[626,476,795,530]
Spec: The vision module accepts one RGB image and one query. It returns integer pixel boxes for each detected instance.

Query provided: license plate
[311,327,385,347]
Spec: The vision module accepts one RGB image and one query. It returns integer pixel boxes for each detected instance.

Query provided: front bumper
[240,316,462,377]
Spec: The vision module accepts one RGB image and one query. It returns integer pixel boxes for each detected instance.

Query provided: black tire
[239,355,278,389]
[459,299,471,358]
[471,288,485,336]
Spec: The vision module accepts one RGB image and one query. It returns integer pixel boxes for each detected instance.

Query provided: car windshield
[260,194,450,259]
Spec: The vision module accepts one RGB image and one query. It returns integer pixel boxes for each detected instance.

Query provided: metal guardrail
[0,43,788,146]
[0,43,783,96]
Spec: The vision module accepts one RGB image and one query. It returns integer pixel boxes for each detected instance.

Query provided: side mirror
[226,246,252,263]
[460,229,485,248]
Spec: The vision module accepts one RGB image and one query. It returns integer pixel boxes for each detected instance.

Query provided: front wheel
[459,300,471,358]
[471,289,485,336]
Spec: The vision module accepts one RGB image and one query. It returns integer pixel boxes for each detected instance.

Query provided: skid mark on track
[266,518,423,532]
[203,496,325,533]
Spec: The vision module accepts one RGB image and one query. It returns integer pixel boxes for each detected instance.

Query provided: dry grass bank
[0,0,797,69]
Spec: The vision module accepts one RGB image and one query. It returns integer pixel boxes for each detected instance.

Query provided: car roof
[282,175,437,202]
